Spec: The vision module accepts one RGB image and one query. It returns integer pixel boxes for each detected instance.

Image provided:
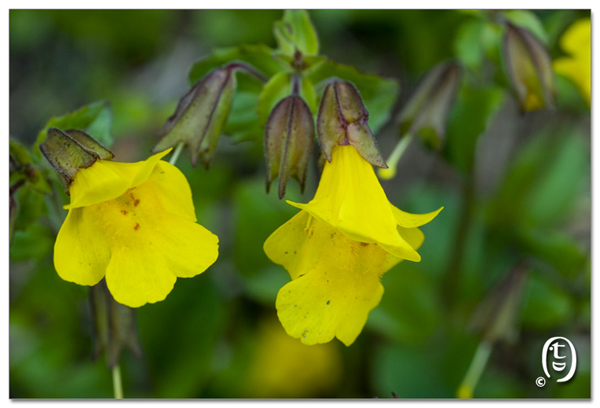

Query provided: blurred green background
[9,9,590,398]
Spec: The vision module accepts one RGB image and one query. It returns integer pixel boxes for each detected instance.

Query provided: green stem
[112,364,123,399]
[441,170,475,308]
[457,341,492,398]
[169,143,185,166]
[378,133,414,180]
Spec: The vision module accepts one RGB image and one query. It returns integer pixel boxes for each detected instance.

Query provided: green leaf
[188,44,282,85]
[503,10,548,44]
[232,178,298,278]
[257,72,291,126]
[520,273,572,330]
[273,10,319,56]
[10,222,54,262]
[445,85,505,173]
[518,227,587,278]
[487,129,589,228]
[257,73,317,126]
[10,139,52,194]
[454,19,486,71]
[34,101,114,158]
[9,140,31,165]
[306,59,399,134]
[224,91,262,144]
[368,264,439,345]
[13,187,47,232]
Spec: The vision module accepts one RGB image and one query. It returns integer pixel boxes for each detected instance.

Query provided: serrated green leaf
[34,101,113,158]
[306,59,399,135]
[273,10,319,56]
[445,85,505,173]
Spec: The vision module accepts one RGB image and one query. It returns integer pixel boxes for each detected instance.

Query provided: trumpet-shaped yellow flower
[553,18,591,105]
[264,145,442,345]
[55,149,219,308]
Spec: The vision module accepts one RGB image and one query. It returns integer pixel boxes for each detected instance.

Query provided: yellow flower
[264,145,442,345]
[243,315,342,398]
[553,18,591,105]
[54,149,219,308]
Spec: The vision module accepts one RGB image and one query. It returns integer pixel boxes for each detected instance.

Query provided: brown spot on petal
[134,223,140,231]
[134,199,140,206]
[121,210,128,215]
[360,242,369,247]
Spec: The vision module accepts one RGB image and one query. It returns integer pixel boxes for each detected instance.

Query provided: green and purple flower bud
[264,94,315,199]
[39,128,114,187]
[398,61,462,149]
[502,23,555,111]
[153,66,236,168]
[317,80,387,168]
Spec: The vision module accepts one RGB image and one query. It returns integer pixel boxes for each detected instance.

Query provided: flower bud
[317,80,387,168]
[397,61,462,149]
[469,262,528,344]
[39,128,114,187]
[265,95,315,199]
[503,23,555,111]
[90,279,142,369]
[153,67,236,168]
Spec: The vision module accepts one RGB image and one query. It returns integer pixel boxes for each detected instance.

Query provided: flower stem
[378,133,414,180]
[169,143,185,166]
[112,364,124,399]
[457,341,492,398]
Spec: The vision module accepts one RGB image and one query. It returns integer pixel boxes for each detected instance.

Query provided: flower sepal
[39,127,114,187]
[317,80,387,168]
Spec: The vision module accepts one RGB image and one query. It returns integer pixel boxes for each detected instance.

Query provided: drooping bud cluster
[264,93,314,199]
[40,127,114,187]
[502,22,555,112]
[397,61,462,149]
[153,67,236,168]
[317,80,387,168]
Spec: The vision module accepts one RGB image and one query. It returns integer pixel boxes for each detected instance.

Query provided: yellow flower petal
[269,213,401,345]
[559,18,590,56]
[159,213,219,278]
[54,207,110,286]
[145,161,197,221]
[553,18,591,105]
[264,210,314,280]
[105,244,177,308]
[390,205,443,228]
[397,225,425,251]
[288,145,420,262]
[66,149,171,209]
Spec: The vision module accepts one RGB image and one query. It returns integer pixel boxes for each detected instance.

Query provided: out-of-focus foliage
[9,9,590,399]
